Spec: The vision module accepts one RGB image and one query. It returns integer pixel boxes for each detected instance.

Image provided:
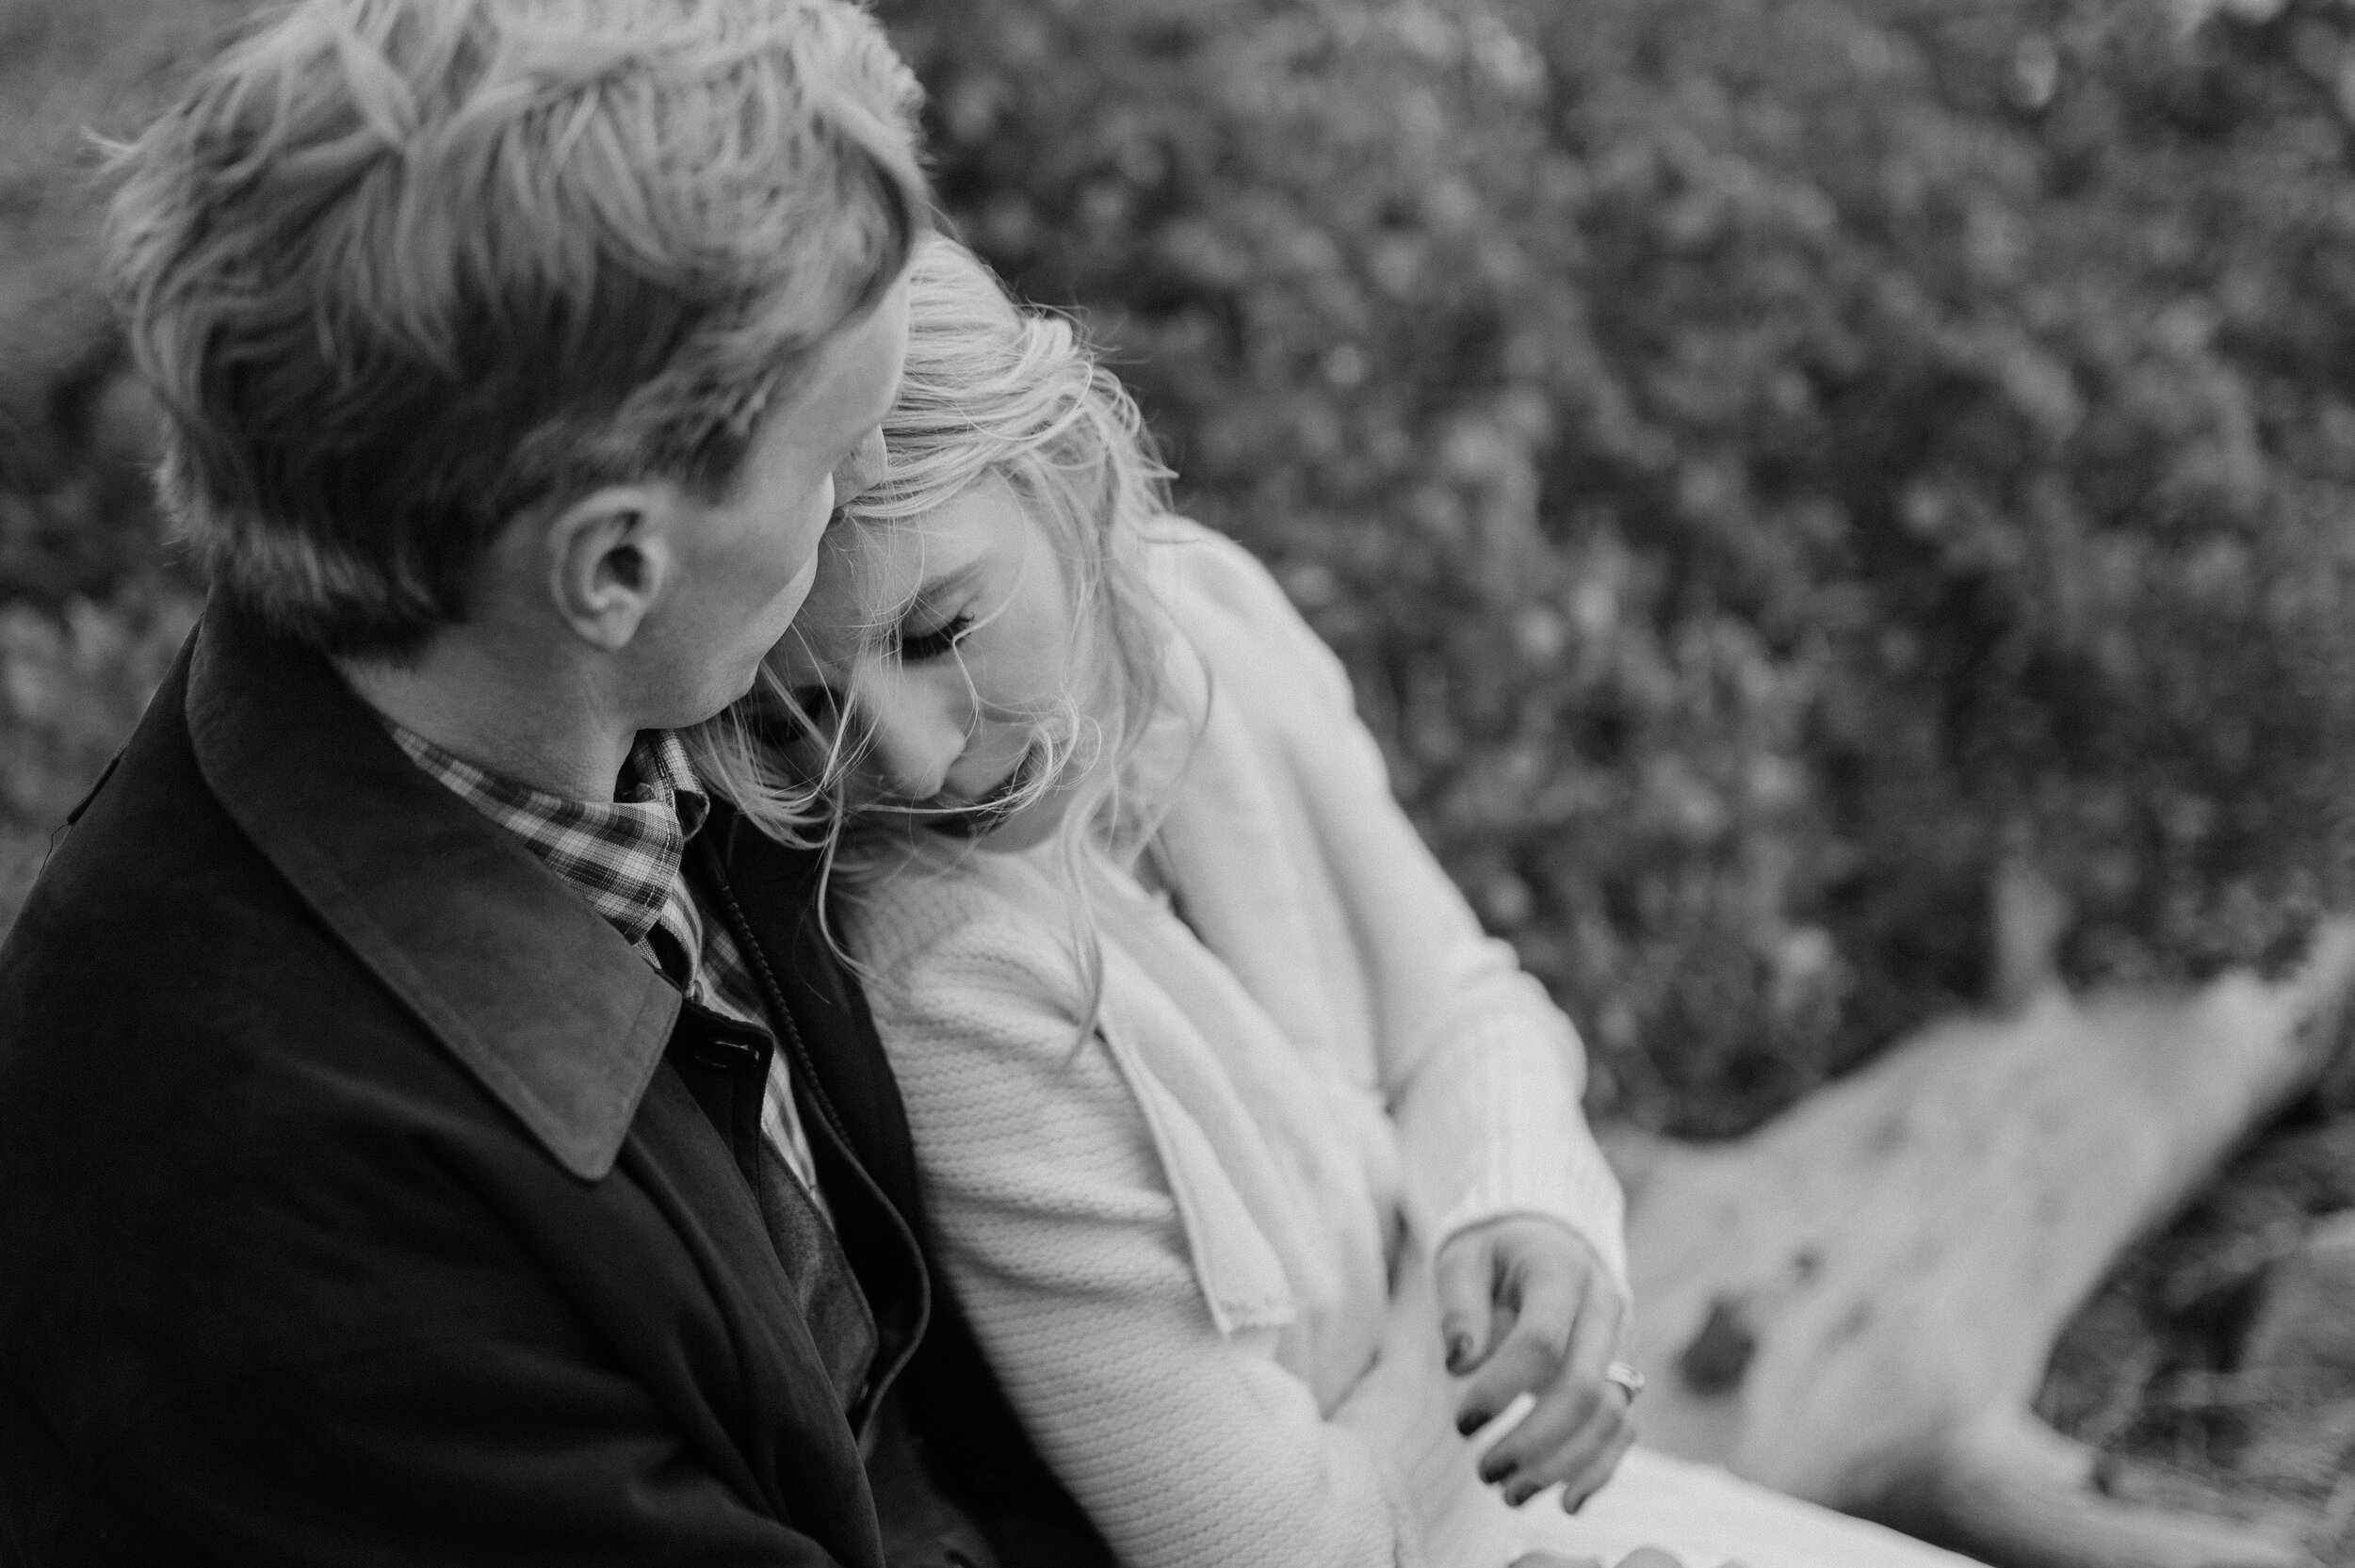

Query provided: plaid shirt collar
[381,722,709,955]
[377,718,826,1196]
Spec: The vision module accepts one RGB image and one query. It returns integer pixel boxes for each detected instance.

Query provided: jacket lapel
[701,813,924,1215]
[180,604,679,1180]
[616,1064,884,1550]
[698,811,931,1403]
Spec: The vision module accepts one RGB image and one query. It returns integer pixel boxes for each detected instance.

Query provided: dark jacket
[0,606,1099,1567]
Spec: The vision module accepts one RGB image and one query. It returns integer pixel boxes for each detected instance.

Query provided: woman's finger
[1473,1272,1626,1482]
[1559,1420,1639,1514]
[1496,1388,1631,1504]
[1433,1227,1501,1375]
[1456,1246,1582,1431]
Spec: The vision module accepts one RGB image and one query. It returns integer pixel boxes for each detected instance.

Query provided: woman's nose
[856,673,968,801]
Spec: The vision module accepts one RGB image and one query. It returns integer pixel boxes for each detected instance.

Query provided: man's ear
[542,484,681,652]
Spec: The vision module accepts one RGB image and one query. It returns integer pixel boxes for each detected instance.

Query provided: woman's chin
[968,792,1069,854]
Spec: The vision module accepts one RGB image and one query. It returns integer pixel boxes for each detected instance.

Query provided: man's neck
[336,631,639,802]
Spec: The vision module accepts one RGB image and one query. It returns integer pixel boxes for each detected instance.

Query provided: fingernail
[1457,1410,1488,1436]
[1506,1482,1537,1507]
[1479,1459,1515,1486]
[1564,1490,1589,1515]
[1446,1334,1473,1373]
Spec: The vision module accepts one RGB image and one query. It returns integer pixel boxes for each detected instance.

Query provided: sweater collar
[182,603,680,1180]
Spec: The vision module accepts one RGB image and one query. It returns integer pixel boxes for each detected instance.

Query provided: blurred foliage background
[7,0,2355,1544]
[884,0,2355,1136]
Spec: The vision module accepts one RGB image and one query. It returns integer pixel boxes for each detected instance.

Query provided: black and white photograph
[3,0,2353,1563]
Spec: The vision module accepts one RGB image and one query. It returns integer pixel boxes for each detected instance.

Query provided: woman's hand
[1437,1215,1636,1512]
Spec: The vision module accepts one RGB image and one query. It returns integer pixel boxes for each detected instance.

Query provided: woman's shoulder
[1142,517,1359,736]
[840,847,1083,1023]
[1142,517,1303,639]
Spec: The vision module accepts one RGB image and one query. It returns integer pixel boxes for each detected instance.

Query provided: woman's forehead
[771,546,891,671]
[846,482,1022,593]
[768,527,957,671]
[771,477,1028,671]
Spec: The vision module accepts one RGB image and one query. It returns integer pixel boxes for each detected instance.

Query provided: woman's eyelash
[898,612,974,663]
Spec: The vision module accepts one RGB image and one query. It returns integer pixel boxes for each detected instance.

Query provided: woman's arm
[1174,530,1626,1283]
[861,898,1426,1568]
[1169,530,1639,1511]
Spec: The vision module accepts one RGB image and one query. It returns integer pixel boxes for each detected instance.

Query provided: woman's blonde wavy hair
[691,234,1191,1014]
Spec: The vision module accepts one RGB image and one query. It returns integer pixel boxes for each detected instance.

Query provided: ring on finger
[1603,1361,1646,1402]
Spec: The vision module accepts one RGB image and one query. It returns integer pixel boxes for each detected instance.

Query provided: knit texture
[858,872,1421,1568]
[846,522,1621,1567]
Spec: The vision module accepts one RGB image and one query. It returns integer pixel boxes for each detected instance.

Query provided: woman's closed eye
[897,611,974,663]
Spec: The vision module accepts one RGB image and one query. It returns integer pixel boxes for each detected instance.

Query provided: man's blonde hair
[105,0,926,655]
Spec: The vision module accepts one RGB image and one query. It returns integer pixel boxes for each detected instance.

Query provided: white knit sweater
[850,524,1983,1568]
[848,521,1624,1566]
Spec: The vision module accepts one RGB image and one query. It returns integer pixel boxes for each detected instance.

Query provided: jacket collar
[183,603,680,1180]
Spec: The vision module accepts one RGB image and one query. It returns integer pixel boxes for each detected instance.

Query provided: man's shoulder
[0,637,378,1057]
[0,670,494,1215]
[0,661,564,1440]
